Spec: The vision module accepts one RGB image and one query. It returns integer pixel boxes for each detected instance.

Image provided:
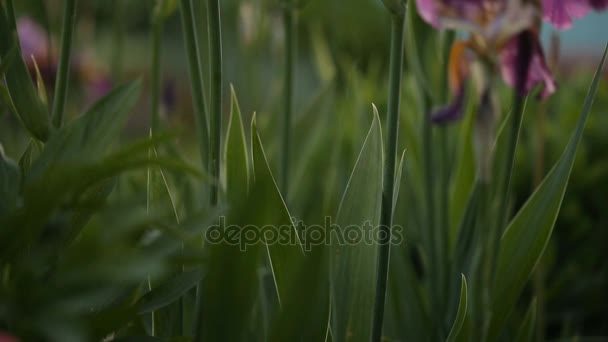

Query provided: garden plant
[1,0,608,341]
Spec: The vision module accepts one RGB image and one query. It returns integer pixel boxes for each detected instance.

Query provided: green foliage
[1,1,607,341]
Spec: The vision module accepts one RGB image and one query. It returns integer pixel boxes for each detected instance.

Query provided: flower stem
[281,4,296,196]
[178,0,209,178]
[207,0,223,206]
[371,12,405,342]
[51,0,77,128]
[150,13,163,134]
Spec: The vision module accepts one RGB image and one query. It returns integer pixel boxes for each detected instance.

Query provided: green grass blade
[331,107,383,342]
[0,144,20,215]
[251,115,304,306]
[137,269,204,314]
[487,43,608,339]
[28,81,141,182]
[514,299,537,342]
[446,275,468,342]
[223,85,250,201]
[0,0,50,141]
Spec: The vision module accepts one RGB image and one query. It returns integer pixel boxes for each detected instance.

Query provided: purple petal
[543,0,608,29]
[17,17,49,59]
[431,88,467,124]
[416,0,442,28]
[589,0,608,10]
[500,31,557,99]
[416,0,501,28]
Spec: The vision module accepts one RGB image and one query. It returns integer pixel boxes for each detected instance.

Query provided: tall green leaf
[223,85,249,201]
[0,144,20,215]
[251,114,305,305]
[0,0,50,141]
[514,299,537,342]
[446,275,467,342]
[331,106,383,342]
[487,44,608,339]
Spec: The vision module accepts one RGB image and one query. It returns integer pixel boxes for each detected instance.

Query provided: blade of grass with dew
[487,43,608,340]
[331,107,383,342]
[0,0,50,141]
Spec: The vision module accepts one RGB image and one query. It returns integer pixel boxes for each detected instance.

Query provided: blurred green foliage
[1,0,607,341]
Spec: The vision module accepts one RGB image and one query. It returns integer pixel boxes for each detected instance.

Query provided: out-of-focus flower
[16,17,112,103]
[416,0,557,180]
[416,0,556,124]
[543,0,608,29]
[0,332,19,342]
[16,17,56,85]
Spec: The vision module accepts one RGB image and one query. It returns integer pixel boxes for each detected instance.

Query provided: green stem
[371,13,405,342]
[150,14,163,133]
[111,0,125,79]
[281,5,296,196]
[179,0,209,178]
[51,0,77,128]
[207,0,223,206]
[422,91,440,340]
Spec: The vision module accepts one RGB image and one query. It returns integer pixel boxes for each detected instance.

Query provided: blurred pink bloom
[415,0,556,123]
[0,332,19,342]
[16,16,113,102]
[543,0,608,29]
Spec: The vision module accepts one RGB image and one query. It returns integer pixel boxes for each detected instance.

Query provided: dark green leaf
[0,0,50,141]
[137,269,204,314]
[446,275,467,342]
[488,44,608,339]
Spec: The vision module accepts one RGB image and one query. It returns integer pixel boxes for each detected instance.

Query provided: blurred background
[1,0,607,339]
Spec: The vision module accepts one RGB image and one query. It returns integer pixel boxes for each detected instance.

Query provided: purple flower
[415,0,556,123]
[17,17,56,85]
[543,0,608,29]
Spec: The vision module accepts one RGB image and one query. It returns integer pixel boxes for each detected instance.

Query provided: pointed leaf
[488,44,608,339]
[137,269,204,314]
[223,85,249,201]
[0,1,50,141]
[251,114,304,306]
[28,81,141,182]
[446,275,468,342]
[331,106,383,342]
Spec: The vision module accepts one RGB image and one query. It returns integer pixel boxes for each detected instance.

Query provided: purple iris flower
[415,0,557,123]
[543,0,608,29]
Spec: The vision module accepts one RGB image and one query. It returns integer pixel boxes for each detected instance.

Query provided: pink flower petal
[500,31,557,100]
